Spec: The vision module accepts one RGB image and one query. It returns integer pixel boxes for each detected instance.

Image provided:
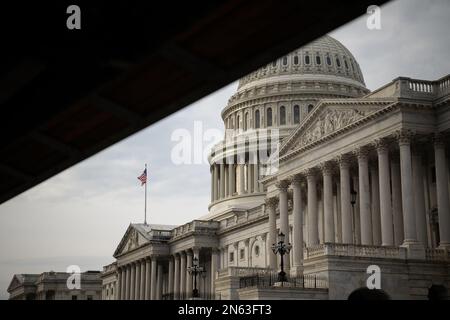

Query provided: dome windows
[308,104,314,113]
[255,110,260,129]
[344,58,349,69]
[282,56,288,66]
[293,105,300,124]
[304,54,310,65]
[293,55,299,65]
[244,112,249,131]
[272,60,277,67]
[279,106,286,125]
[336,57,341,67]
[326,55,332,66]
[267,108,273,127]
[316,55,321,65]
[236,115,240,129]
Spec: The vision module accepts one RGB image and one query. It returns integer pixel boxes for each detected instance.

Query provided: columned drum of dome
[208,35,369,217]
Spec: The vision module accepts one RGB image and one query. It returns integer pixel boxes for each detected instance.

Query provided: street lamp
[350,188,357,244]
[187,257,205,298]
[271,232,292,283]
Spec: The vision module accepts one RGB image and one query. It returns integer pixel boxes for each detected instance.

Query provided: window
[72,295,78,300]
[272,60,277,67]
[293,105,300,124]
[267,108,273,127]
[255,110,260,129]
[316,55,321,65]
[229,252,234,262]
[244,112,248,131]
[254,245,260,256]
[279,106,286,125]
[240,249,245,260]
[231,118,234,129]
[344,59,349,69]
[304,54,310,65]
[308,104,314,113]
[236,115,240,129]
[336,57,341,67]
[282,56,288,66]
[293,55,299,65]
[326,55,332,66]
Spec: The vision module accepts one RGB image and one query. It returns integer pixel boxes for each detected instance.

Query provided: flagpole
[144,163,147,225]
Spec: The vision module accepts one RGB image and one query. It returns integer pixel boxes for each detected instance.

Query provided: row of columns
[169,248,219,299]
[211,162,262,202]
[266,131,450,274]
[117,256,162,300]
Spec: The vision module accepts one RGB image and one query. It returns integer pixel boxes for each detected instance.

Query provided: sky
[1,0,449,299]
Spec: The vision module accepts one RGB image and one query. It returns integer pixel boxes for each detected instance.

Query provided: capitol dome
[237,35,367,92]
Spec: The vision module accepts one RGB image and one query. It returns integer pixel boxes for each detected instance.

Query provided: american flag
[137,168,147,186]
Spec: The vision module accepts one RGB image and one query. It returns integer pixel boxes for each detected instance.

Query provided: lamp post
[187,257,205,298]
[271,232,292,283]
[350,188,357,244]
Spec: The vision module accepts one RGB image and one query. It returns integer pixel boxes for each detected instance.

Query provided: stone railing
[425,248,450,262]
[171,220,219,239]
[304,243,407,260]
[221,266,273,277]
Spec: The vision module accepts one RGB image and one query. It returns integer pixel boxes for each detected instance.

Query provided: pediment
[279,101,392,157]
[7,275,23,292]
[114,225,149,257]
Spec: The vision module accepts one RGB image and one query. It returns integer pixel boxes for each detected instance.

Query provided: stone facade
[7,271,102,300]
[102,35,450,300]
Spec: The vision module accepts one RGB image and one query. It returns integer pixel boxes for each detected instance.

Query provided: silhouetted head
[348,287,391,300]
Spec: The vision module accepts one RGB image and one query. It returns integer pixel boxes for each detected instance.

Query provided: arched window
[293,55,299,65]
[344,58,349,69]
[272,60,277,67]
[236,115,240,129]
[336,57,341,67]
[282,56,288,66]
[293,105,300,124]
[326,55,332,66]
[279,106,286,125]
[244,112,248,131]
[231,118,234,129]
[316,55,321,65]
[308,104,314,113]
[255,110,260,129]
[267,108,273,127]
[305,55,310,65]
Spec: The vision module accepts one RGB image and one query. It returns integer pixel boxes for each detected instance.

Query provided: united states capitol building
[101,35,450,300]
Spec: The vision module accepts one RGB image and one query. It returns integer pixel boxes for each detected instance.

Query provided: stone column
[210,166,214,202]
[213,164,218,201]
[211,249,219,295]
[248,164,254,193]
[140,260,145,300]
[239,164,245,195]
[117,268,122,300]
[356,147,373,245]
[228,164,234,196]
[412,148,428,245]
[339,155,353,244]
[397,130,417,245]
[168,257,174,298]
[145,258,151,300]
[180,252,186,299]
[306,169,319,246]
[150,256,158,300]
[129,263,135,300]
[336,181,342,243]
[156,264,163,300]
[375,139,394,246]
[220,163,225,199]
[173,254,180,300]
[434,135,450,247]
[135,261,141,300]
[391,154,404,246]
[322,163,335,243]
[254,163,260,192]
[277,180,290,271]
[291,175,304,275]
[266,198,278,269]
[370,165,382,246]
[186,250,193,299]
